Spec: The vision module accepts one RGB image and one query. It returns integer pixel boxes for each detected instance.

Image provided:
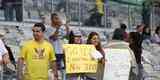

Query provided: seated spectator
[142,26,152,50]
[151,26,160,45]
[120,23,128,41]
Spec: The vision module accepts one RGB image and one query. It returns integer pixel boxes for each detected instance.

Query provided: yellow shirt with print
[19,40,56,80]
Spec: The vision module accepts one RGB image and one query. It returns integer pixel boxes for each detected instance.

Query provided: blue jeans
[56,54,65,70]
[56,54,66,80]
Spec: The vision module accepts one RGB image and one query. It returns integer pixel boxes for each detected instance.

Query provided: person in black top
[14,0,23,22]
[2,0,15,21]
[129,32,143,80]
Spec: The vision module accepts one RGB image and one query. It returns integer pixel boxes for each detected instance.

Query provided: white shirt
[0,39,8,60]
[45,25,67,54]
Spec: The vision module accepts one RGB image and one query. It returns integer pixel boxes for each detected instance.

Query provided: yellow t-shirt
[96,0,104,15]
[19,40,56,80]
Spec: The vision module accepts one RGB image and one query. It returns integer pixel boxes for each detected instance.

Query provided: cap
[73,30,82,36]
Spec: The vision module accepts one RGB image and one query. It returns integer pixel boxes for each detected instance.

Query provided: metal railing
[0,0,146,28]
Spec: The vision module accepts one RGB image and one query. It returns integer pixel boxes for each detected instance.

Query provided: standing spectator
[45,13,69,80]
[2,0,23,21]
[135,25,144,49]
[151,26,160,45]
[87,32,104,80]
[120,23,128,41]
[96,0,104,15]
[67,29,83,80]
[106,29,137,80]
[129,32,143,80]
[2,0,15,21]
[95,0,104,27]
[17,23,58,80]
[14,0,23,22]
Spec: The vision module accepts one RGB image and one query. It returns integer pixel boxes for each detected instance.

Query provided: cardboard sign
[63,44,98,73]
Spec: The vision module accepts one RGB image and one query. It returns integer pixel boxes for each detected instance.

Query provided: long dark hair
[129,32,142,47]
[129,32,142,64]
[87,32,104,55]
[142,26,151,36]
[68,31,74,44]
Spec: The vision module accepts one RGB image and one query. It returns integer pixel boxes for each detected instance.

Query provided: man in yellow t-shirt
[96,0,104,15]
[17,23,58,80]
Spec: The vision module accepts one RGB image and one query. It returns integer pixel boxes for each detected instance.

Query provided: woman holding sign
[67,29,83,80]
[87,32,105,80]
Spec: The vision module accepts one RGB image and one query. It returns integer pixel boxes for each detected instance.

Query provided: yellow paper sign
[63,44,98,73]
